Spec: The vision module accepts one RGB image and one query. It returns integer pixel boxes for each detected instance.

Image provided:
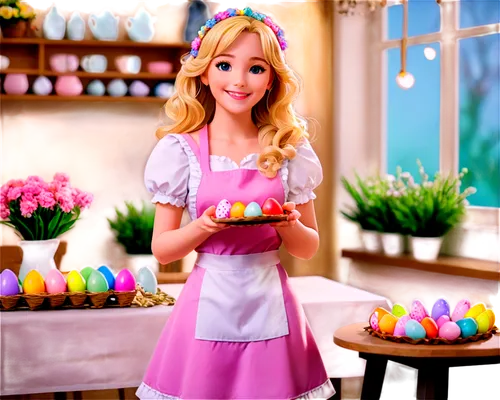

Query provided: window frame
[368,0,500,233]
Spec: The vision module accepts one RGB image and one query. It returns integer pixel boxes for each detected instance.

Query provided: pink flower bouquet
[0,173,93,240]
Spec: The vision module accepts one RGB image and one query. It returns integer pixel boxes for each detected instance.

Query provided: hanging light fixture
[395,0,415,89]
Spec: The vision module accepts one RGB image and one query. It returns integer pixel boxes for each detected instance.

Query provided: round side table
[334,322,500,400]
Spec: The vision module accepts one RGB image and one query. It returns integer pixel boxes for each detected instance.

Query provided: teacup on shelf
[81,55,107,73]
[49,54,79,73]
[115,55,141,74]
[0,55,10,71]
[147,61,173,75]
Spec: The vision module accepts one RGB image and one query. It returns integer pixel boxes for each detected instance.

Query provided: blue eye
[216,62,231,71]
[250,65,266,74]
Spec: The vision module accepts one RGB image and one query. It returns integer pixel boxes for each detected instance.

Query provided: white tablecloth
[0,276,389,396]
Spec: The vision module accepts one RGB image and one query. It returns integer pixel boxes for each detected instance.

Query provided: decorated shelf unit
[0,38,190,102]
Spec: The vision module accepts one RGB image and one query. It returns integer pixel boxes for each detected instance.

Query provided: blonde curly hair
[157,15,308,178]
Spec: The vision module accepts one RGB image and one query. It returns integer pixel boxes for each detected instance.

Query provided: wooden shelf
[341,248,500,281]
[0,37,191,50]
[0,69,177,80]
[0,94,167,103]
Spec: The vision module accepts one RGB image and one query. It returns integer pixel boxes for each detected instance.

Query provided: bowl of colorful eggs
[366,298,497,345]
[0,265,158,311]
[211,197,288,225]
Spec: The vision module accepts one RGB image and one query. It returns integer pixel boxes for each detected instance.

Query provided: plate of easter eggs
[365,299,497,345]
[211,197,289,225]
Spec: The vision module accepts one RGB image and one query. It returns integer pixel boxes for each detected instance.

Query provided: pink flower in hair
[191,36,201,51]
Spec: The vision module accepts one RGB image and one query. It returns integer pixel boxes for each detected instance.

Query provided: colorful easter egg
[87,270,109,293]
[410,300,429,322]
[379,313,398,335]
[456,317,478,338]
[137,266,158,294]
[115,269,136,292]
[66,270,86,293]
[369,311,379,331]
[97,265,115,290]
[464,302,486,320]
[439,321,461,340]
[436,315,451,328]
[476,311,492,334]
[0,268,19,296]
[45,269,67,293]
[261,198,283,215]
[244,201,263,217]
[23,270,46,294]
[391,303,408,318]
[80,266,94,282]
[229,201,246,218]
[371,307,391,322]
[451,298,471,321]
[0,269,20,296]
[421,317,439,339]
[216,199,231,218]
[485,309,496,329]
[393,315,411,336]
[431,298,450,321]
[405,320,426,340]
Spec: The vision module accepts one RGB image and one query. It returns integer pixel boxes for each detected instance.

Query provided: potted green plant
[107,201,157,274]
[0,1,36,38]
[340,174,386,252]
[392,160,476,261]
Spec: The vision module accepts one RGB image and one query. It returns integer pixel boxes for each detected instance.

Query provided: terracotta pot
[1,20,29,38]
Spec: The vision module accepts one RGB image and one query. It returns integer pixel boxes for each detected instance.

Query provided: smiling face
[200,31,274,116]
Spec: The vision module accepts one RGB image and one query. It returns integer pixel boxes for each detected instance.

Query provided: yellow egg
[230,201,246,218]
[464,302,486,319]
[485,309,496,329]
[476,311,491,334]
[23,270,46,294]
[67,270,86,293]
[379,313,399,335]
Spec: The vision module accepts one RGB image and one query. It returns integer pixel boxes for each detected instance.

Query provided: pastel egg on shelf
[367,298,497,344]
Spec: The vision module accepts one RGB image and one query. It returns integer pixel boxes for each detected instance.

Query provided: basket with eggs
[366,298,497,345]
[212,197,289,225]
[0,264,164,311]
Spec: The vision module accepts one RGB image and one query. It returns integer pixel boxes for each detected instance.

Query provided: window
[382,0,500,209]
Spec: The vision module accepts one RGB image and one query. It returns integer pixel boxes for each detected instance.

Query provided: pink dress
[137,125,335,399]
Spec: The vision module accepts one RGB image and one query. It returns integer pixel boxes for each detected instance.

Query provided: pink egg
[216,199,231,218]
[393,315,411,336]
[451,299,471,322]
[410,300,429,322]
[114,269,136,292]
[370,311,379,331]
[436,315,451,328]
[45,269,68,293]
[438,321,461,340]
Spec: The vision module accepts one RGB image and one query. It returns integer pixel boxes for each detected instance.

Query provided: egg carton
[211,214,288,225]
[0,289,137,311]
[364,325,498,345]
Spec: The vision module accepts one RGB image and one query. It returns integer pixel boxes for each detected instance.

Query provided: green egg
[476,311,491,334]
[80,266,94,282]
[87,270,109,293]
[392,303,408,318]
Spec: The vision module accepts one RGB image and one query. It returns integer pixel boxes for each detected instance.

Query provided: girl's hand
[196,205,231,233]
[270,202,301,228]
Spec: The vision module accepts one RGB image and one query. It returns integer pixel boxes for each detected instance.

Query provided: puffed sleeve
[287,140,323,204]
[144,135,189,207]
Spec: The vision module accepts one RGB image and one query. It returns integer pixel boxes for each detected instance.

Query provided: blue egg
[244,201,263,217]
[137,266,158,294]
[404,319,427,340]
[97,265,115,290]
[456,317,478,338]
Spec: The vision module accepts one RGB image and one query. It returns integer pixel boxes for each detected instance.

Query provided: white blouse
[144,134,323,221]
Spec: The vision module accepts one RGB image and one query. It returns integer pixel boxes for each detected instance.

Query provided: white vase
[410,236,443,261]
[381,233,404,256]
[126,254,158,276]
[360,230,382,252]
[67,11,85,40]
[18,239,60,283]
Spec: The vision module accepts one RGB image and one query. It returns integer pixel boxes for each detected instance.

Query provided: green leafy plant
[340,174,385,232]
[392,160,476,238]
[107,201,155,255]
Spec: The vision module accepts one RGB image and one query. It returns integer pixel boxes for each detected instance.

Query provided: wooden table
[334,322,500,400]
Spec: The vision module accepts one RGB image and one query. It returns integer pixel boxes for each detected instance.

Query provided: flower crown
[190,7,287,58]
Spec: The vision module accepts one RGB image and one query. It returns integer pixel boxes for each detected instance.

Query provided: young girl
[136,7,335,400]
